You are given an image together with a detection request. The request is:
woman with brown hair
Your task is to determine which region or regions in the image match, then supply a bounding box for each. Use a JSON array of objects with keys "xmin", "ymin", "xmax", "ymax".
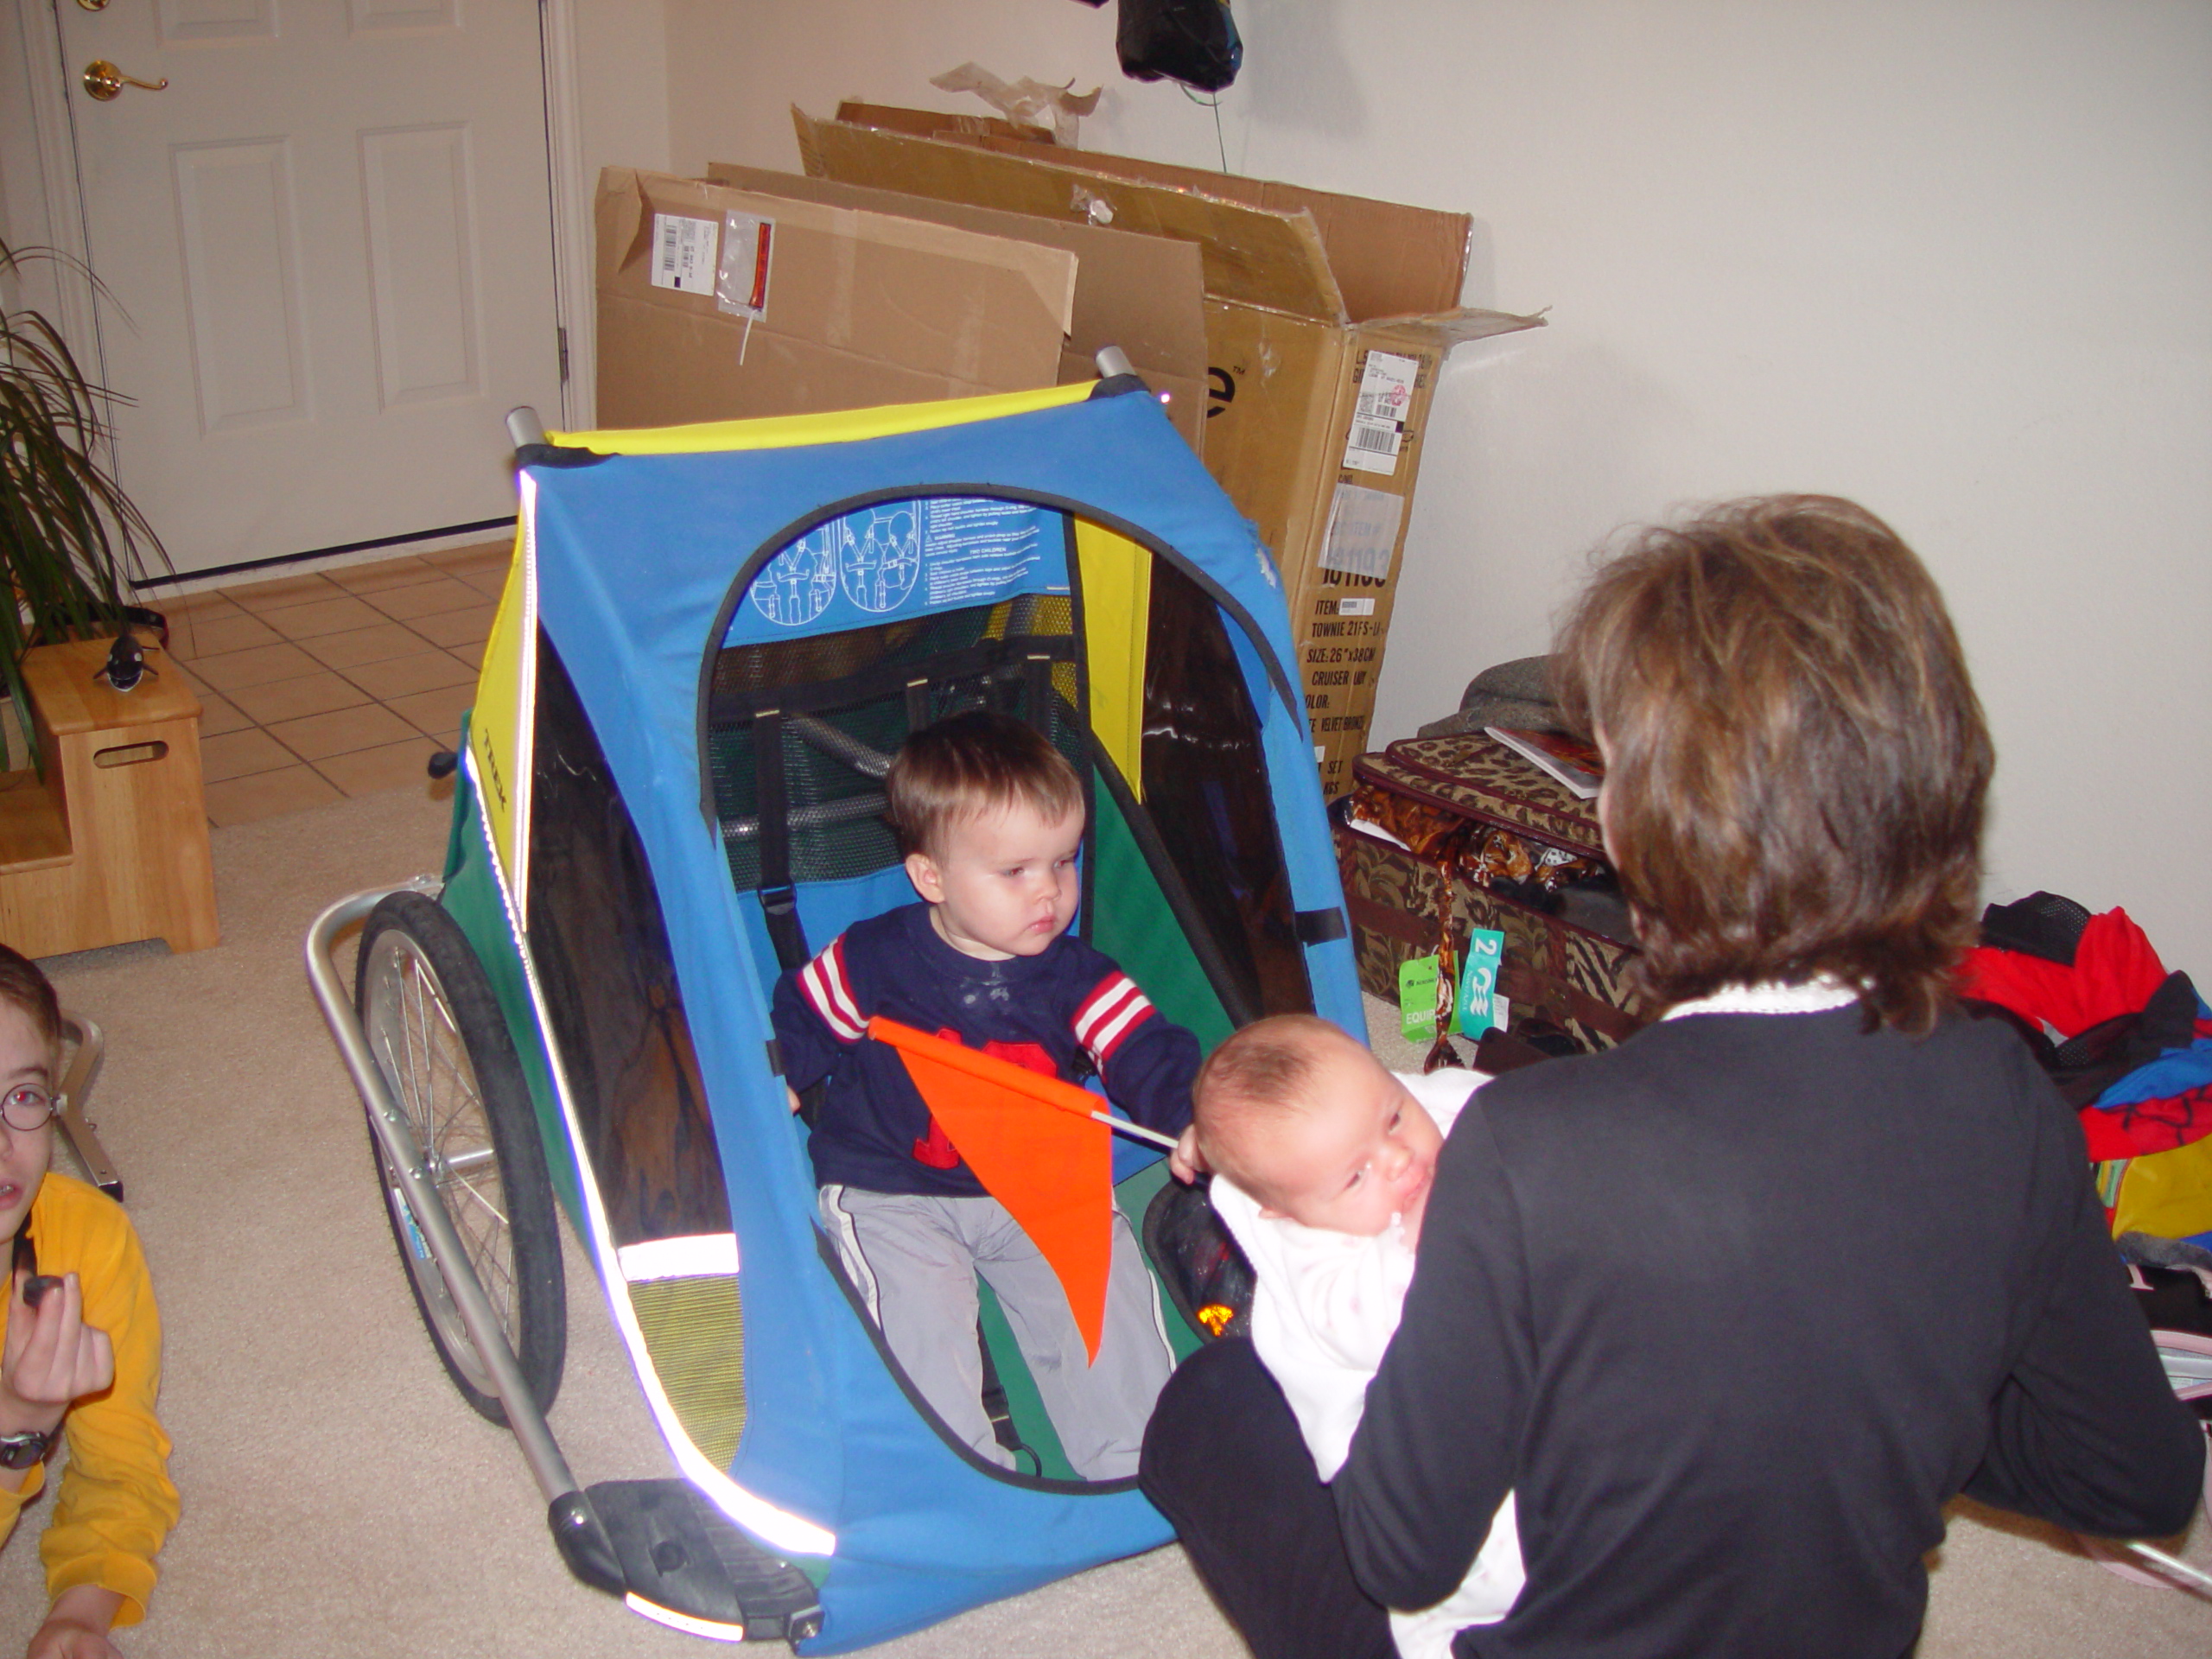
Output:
[{"xmin": 1141, "ymin": 496, "xmax": 2201, "ymax": 1659}]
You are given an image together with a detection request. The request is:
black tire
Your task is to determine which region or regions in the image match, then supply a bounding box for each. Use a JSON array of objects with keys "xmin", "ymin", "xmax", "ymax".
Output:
[{"xmin": 355, "ymin": 890, "xmax": 565, "ymax": 1423}]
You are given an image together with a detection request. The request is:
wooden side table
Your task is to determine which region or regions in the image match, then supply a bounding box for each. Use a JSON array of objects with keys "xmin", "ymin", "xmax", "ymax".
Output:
[{"xmin": 0, "ymin": 638, "xmax": 219, "ymax": 957}]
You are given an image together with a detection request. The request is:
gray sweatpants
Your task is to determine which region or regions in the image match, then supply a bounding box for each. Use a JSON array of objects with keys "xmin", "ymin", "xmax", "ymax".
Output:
[{"xmin": 818, "ymin": 1185, "xmax": 1175, "ymax": 1480}]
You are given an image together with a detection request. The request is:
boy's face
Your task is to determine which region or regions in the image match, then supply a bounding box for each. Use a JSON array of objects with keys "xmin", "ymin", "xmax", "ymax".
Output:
[
  {"xmin": 1237, "ymin": 1033, "xmax": 1445, "ymax": 1243},
  {"xmin": 906, "ymin": 800, "xmax": 1084, "ymax": 962},
  {"xmin": 0, "ymin": 1001, "xmax": 54, "ymax": 1243}
]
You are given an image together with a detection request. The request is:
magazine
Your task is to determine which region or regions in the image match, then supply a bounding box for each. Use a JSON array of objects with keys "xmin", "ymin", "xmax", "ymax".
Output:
[{"xmin": 1484, "ymin": 727, "xmax": 1603, "ymax": 800}]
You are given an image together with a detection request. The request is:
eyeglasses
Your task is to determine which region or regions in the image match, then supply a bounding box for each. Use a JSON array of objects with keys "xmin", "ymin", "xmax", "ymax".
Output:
[{"xmin": 0, "ymin": 1087, "xmax": 58, "ymax": 1134}]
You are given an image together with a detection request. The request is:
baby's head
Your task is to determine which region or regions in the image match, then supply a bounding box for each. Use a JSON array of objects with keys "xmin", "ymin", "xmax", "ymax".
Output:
[
  {"xmin": 887, "ymin": 709, "xmax": 1085, "ymax": 962},
  {"xmin": 1195, "ymin": 1015, "xmax": 1444, "ymax": 1244}
]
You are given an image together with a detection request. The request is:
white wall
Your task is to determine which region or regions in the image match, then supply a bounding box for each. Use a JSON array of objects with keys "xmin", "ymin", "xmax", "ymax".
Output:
[
  {"xmin": 670, "ymin": 0, "xmax": 2212, "ymax": 967},
  {"xmin": 574, "ymin": 0, "xmax": 671, "ymax": 185}
]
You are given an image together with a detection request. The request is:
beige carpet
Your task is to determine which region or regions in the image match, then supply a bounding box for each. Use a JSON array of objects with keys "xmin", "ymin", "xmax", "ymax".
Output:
[{"xmin": 0, "ymin": 784, "xmax": 2200, "ymax": 1656}]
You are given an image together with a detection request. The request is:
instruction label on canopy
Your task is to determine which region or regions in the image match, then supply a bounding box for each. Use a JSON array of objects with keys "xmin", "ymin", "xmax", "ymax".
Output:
[{"xmin": 735, "ymin": 496, "xmax": 1064, "ymax": 643}]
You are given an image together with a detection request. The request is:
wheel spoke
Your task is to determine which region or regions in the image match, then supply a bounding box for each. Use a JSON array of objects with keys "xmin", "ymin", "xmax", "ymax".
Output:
[{"xmin": 358, "ymin": 899, "xmax": 562, "ymax": 1420}]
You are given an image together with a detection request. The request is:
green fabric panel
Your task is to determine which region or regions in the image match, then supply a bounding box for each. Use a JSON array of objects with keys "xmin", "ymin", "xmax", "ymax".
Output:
[
  {"xmin": 976, "ymin": 1277, "xmax": 1077, "ymax": 1481},
  {"xmin": 1088, "ymin": 792, "xmax": 1234, "ymax": 1055},
  {"xmin": 1118, "ymin": 1160, "xmax": 1205, "ymax": 1362},
  {"xmin": 439, "ymin": 784, "xmax": 585, "ymax": 1229}
]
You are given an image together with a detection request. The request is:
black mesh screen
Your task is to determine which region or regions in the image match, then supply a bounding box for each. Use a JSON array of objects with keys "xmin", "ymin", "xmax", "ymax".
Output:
[
  {"xmin": 706, "ymin": 594, "xmax": 1084, "ymax": 897},
  {"xmin": 525, "ymin": 635, "xmax": 731, "ymax": 1247},
  {"xmin": 1140, "ymin": 562, "xmax": 1313, "ymax": 1017}
]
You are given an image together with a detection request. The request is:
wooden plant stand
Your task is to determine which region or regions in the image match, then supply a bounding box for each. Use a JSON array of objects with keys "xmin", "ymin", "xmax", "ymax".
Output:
[{"xmin": 0, "ymin": 638, "xmax": 219, "ymax": 957}]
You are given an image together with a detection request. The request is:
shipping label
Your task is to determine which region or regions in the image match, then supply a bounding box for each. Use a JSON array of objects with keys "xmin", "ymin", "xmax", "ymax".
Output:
[
  {"xmin": 1343, "ymin": 349, "xmax": 1421, "ymax": 475},
  {"xmin": 650, "ymin": 213, "xmax": 720, "ymax": 293},
  {"xmin": 1320, "ymin": 482, "xmax": 1406, "ymax": 580}
]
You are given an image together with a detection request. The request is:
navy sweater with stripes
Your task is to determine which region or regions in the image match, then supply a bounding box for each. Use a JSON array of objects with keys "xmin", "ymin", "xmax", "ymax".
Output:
[{"xmin": 773, "ymin": 901, "xmax": 1200, "ymax": 1197}]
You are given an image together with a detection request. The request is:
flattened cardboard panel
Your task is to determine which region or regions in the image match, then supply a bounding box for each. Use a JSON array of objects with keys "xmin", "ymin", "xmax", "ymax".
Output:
[
  {"xmin": 835, "ymin": 100, "xmax": 1056, "ymax": 144},
  {"xmin": 963, "ymin": 134, "xmax": 1472, "ymax": 323},
  {"xmin": 797, "ymin": 111, "xmax": 1344, "ymax": 322},
  {"xmin": 594, "ymin": 169, "xmax": 1071, "ymax": 429},
  {"xmin": 705, "ymin": 162, "xmax": 1208, "ymax": 448}
]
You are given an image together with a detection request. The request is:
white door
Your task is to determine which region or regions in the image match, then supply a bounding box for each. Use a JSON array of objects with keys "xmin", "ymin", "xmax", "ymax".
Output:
[{"xmin": 54, "ymin": 0, "xmax": 563, "ymax": 579}]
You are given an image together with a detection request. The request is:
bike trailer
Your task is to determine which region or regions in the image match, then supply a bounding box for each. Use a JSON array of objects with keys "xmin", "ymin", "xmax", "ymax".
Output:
[{"xmin": 308, "ymin": 370, "xmax": 1362, "ymax": 1649}]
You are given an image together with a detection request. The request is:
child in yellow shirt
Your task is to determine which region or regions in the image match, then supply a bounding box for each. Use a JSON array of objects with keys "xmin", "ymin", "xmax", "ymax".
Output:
[{"xmin": 0, "ymin": 945, "xmax": 176, "ymax": 1658}]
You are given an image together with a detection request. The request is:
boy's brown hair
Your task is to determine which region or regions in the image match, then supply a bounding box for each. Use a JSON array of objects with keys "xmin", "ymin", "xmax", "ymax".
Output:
[
  {"xmin": 886, "ymin": 709, "xmax": 1084, "ymax": 861},
  {"xmin": 0, "ymin": 944, "xmax": 61, "ymax": 1057},
  {"xmin": 1551, "ymin": 495, "xmax": 1991, "ymax": 1035}
]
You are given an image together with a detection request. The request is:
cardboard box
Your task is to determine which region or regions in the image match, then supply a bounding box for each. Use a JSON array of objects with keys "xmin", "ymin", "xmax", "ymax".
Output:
[
  {"xmin": 702, "ymin": 162, "xmax": 1208, "ymax": 449},
  {"xmin": 794, "ymin": 112, "xmax": 1544, "ymax": 795},
  {"xmin": 833, "ymin": 99, "xmax": 1057, "ymax": 145},
  {"xmin": 594, "ymin": 168, "xmax": 1077, "ymax": 429}
]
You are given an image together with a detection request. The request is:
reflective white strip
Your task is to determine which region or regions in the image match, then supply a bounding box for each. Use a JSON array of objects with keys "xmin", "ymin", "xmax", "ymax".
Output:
[
  {"xmin": 509, "ymin": 473, "xmax": 540, "ymax": 929},
  {"xmin": 623, "ymin": 1594, "xmax": 747, "ymax": 1642},
  {"xmin": 467, "ymin": 789, "xmax": 836, "ymax": 1558},
  {"xmin": 801, "ymin": 941, "xmax": 866, "ymax": 1041},
  {"xmin": 618, "ymin": 1233, "xmax": 741, "ymax": 1281}
]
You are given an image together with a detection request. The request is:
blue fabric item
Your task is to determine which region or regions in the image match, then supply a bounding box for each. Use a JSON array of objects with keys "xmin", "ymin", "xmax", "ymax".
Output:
[
  {"xmin": 2092, "ymin": 995, "xmax": 2212, "ymax": 1111},
  {"xmin": 520, "ymin": 388, "xmax": 1363, "ymax": 1651}
]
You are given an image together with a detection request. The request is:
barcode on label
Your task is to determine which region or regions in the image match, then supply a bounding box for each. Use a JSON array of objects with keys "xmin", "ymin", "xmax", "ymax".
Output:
[
  {"xmin": 649, "ymin": 214, "xmax": 719, "ymax": 293},
  {"xmin": 1342, "ymin": 350, "xmax": 1421, "ymax": 476}
]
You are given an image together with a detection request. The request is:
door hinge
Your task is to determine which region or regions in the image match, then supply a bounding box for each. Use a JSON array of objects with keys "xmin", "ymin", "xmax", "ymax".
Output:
[{"xmin": 556, "ymin": 325, "xmax": 569, "ymax": 384}]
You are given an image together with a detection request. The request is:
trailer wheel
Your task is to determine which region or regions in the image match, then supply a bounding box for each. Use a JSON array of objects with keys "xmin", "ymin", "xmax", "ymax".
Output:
[{"xmin": 356, "ymin": 891, "xmax": 565, "ymax": 1424}]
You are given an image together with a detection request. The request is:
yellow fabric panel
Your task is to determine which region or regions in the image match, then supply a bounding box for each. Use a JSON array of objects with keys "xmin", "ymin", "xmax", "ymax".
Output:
[
  {"xmin": 2109, "ymin": 1135, "xmax": 2212, "ymax": 1241},
  {"xmin": 467, "ymin": 521, "xmax": 531, "ymax": 900},
  {"xmin": 552, "ymin": 381, "xmax": 1091, "ymax": 457},
  {"xmin": 629, "ymin": 1274, "xmax": 748, "ymax": 1471},
  {"xmin": 1074, "ymin": 519, "xmax": 1150, "ymax": 798}
]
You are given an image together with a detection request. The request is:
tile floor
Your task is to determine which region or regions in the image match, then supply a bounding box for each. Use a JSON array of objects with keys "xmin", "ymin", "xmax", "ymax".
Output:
[{"xmin": 156, "ymin": 540, "xmax": 507, "ymax": 827}]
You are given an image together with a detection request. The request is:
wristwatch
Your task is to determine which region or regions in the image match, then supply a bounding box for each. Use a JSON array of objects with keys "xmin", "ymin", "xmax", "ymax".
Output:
[{"xmin": 0, "ymin": 1428, "xmax": 51, "ymax": 1470}]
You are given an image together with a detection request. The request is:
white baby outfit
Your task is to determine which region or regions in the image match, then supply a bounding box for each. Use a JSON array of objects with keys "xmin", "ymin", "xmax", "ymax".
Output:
[{"xmin": 1210, "ymin": 1067, "xmax": 1524, "ymax": 1658}]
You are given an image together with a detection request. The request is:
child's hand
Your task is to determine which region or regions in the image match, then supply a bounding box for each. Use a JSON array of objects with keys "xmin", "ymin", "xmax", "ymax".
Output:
[
  {"xmin": 1167, "ymin": 1124, "xmax": 1207, "ymax": 1185},
  {"xmin": 787, "ymin": 1085, "xmax": 804, "ymax": 1115},
  {"xmin": 2, "ymin": 1271, "xmax": 114, "ymax": 1432},
  {"xmin": 26, "ymin": 1586, "xmax": 124, "ymax": 1659}
]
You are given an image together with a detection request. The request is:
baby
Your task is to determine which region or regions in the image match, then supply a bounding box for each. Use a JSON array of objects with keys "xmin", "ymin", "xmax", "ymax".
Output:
[{"xmin": 1181, "ymin": 1014, "xmax": 1522, "ymax": 1657}]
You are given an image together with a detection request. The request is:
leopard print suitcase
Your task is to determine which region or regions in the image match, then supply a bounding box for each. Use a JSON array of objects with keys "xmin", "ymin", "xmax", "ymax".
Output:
[{"xmin": 1336, "ymin": 733, "xmax": 1643, "ymax": 1052}]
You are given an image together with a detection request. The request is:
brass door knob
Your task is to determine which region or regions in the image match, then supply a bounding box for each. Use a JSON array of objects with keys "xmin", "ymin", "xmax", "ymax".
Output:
[{"xmin": 82, "ymin": 61, "xmax": 168, "ymax": 102}]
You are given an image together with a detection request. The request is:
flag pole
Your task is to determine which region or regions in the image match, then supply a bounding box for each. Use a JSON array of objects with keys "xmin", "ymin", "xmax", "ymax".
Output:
[{"xmin": 868, "ymin": 1016, "xmax": 1182, "ymax": 1152}]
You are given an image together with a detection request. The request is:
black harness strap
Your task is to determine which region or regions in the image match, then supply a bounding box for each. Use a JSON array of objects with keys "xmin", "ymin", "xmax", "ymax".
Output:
[{"xmin": 752, "ymin": 709, "xmax": 810, "ymax": 972}]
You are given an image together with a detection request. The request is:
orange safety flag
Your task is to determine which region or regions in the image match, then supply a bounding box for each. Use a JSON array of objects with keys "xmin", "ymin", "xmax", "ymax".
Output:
[{"xmin": 868, "ymin": 1016, "xmax": 1114, "ymax": 1362}]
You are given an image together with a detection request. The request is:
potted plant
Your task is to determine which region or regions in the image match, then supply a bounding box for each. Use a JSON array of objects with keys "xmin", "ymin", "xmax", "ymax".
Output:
[{"xmin": 0, "ymin": 238, "xmax": 169, "ymax": 766}]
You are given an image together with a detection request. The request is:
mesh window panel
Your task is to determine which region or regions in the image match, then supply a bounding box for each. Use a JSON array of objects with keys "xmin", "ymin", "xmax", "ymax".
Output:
[
  {"xmin": 526, "ymin": 636, "xmax": 731, "ymax": 1248},
  {"xmin": 1140, "ymin": 560, "xmax": 1313, "ymax": 1018},
  {"xmin": 707, "ymin": 595, "xmax": 1084, "ymax": 897}
]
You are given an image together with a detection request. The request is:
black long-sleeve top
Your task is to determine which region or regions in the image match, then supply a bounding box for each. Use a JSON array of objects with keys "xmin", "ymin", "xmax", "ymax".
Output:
[{"xmin": 1336, "ymin": 1007, "xmax": 2203, "ymax": 1659}]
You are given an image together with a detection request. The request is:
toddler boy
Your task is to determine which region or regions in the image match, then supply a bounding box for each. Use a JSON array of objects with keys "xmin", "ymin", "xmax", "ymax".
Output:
[
  {"xmin": 772, "ymin": 710, "xmax": 1197, "ymax": 1479},
  {"xmin": 1185, "ymin": 1014, "xmax": 1522, "ymax": 1656}
]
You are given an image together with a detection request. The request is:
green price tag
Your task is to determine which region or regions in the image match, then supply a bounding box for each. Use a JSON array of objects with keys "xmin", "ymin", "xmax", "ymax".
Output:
[{"xmin": 1398, "ymin": 954, "xmax": 1440, "ymax": 1043}]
